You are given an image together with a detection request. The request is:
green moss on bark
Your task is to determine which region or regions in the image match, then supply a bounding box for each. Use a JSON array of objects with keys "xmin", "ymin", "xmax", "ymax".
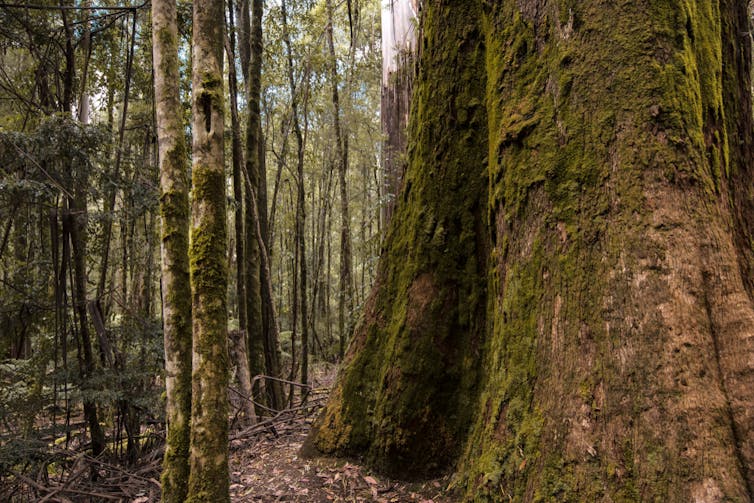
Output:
[
  {"xmin": 153, "ymin": 0, "xmax": 193, "ymax": 497},
  {"xmin": 187, "ymin": 157, "xmax": 230, "ymax": 502},
  {"xmin": 186, "ymin": 0, "xmax": 229, "ymax": 497},
  {"xmin": 308, "ymin": 1, "xmax": 754, "ymax": 501},
  {"xmin": 460, "ymin": 1, "xmax": 753, "ymax": 500},
  {"xmin": 308, "ymin": 0, "xmax": 488, "ymax": 477},
  {"xmin": 159, "ymin": 157, "xmax": 193, "ymax": 502}
]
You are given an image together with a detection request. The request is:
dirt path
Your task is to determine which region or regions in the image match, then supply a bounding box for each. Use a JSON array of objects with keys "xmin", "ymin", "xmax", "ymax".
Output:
[{"xmin": 229, "ymin": 424, "xmax": 456, "ymax": 502}]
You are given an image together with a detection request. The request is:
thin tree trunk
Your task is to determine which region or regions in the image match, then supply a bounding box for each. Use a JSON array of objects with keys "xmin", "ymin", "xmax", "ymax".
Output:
[
  {"xmin": 297, "ymin": 157, "xmax": 309, "ymax": 393},
  {"xmin": 229, "ymin": 329, "xmax": 257, "ymax": 424},
  {"xmin": 311, "ymin": 159, "xmax": 333, "ymax": 359},
  {"xmin": 243, "ymin": 26, "xmax": 265, "ymax": 405},
  {"xmin": 325, "ymin": 0, "xmax": 354, "ymax": 360},
  {"xmin": 258, "ymin": 136, "xmax": 284, "ymax": 410},
  {"xmin": 98, "ymin": 12, "xmax": 137, "ymax": 305},
  {"xmin": 280, "ymin": 0, "xmax": 308, "ymax": 402},
  {"xmin": 325, "ymin": 193, "xmax": 333, "ymax": 351},
  {"xmin": 298, "ymin": 87, "xmax": 311, "ymax": 394},
  {"xmin": 236, "ymin": 0, "xmax": 250, "ymax": 84},
  {"xmin": 247, "ymin": 183, "xmax": 285, "ymax": 407},
  {"xmin": 242, "ymin": 0, "xmax": 284, "ymax": 410},
  {"xmin": 226, "ymin": 0, "xmax": 256, "ymax": 425},
  {"xmin": 152, "ymin": 0, "xmax": 193, "ymax": 496},
  {"xmin": 68, "ymin": 202, "xmax": 107, "ymax": 457},
  {"xmin": 290, "ymin": 185, "xmax": 299, "ymax": 404},
  {"xmin": 77, "ymin": 0, "xmax": 91, "ymax": 124},
  {"xmin": 186, "ymin": 0, "xmax": 229, "ymax": 493},
  {"xmin": 60, "ymin": 2, "xmax": 105, "ymax": 458}
]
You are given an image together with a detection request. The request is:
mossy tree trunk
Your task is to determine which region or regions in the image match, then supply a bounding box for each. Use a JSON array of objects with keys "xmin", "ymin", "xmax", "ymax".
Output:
[
  {"xmin": 186, "ymin": 0, "xmax": 229, "ymax": 498},
  {"xmin": 307, "ymin": 1, "xmax": 754, "ymax": 500},
  {"xmin": 152, "ymin": 0, "xmax": 193, "ymax": 498},
  {"xmin": 307, "ymin": 0, "xmax": 488, "ymax": 475}
]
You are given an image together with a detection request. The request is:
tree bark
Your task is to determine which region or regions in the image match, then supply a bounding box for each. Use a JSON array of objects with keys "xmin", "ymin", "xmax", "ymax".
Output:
[
  {"xmin": 297, "ymin": 76, "xmax": 310, "ymax": 395},
  {"xmin": 152, "ymin": 0, "xmax": 193, "ymax": 498},
  {"xmin": 311, "ymin": 160, "xmax": 334, "ymax": 359},
  {"xmin": 297, "ymin": 145, "xmax": 309, "ymax": 392},
  {"xmin": 229, "ymin": 329, "xmax": 257, "ymax": 424},
  {"xmin": 186, "ymin": 0, "xmax": 229, "ymax": 497},
  {"xmin": 307, "ymin": 1, "xmax": 754, "ymax": 500},
  {"xmin": 379, "ymin": 0, "xmax": 416, "ymax": 226}
]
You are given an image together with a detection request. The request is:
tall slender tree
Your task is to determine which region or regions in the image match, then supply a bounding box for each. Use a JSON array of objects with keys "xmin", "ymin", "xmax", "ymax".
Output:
[
  {"xmin": 242, "ymin": 0, "xmax": 284, "ymax": 410},
  {"xmin": 152, "ymin": 0, "xmax": 193, "ymax": 497},
  {"xmin": 243, "ymin": 0, "xmax": 266, "ymax": 403},
  {"xmin": 280, "ymin": 0, "xmax": 309, "ymax": 399},
  {"xmin": 58, "ymin": 0, "xmax": 106, "ymax": 457},
  {"xmin": 226, "ymin": 0, "xmax": 257, "ymax": 426},
  {"xmin": 186, "ymin": 0, "xmax": 230, "ymax": 497},
  {"xmin": 308, "ymin": 1, "xmax": 754, "ymax": 500},
  {"xmin": 325, "ymin": 0, "xmax": 355, "ymax": 360}
]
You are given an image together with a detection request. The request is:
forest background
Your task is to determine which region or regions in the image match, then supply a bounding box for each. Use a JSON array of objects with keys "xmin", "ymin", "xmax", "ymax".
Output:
[{"xmin": 0, "ymin": 0, "xmax": 399, "ymax": 496}]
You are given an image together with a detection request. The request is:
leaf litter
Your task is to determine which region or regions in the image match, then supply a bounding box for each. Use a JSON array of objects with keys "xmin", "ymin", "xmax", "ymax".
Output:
[{"xmin": 229, "ymin": 414, "xmax": 455, "ymax": 502}]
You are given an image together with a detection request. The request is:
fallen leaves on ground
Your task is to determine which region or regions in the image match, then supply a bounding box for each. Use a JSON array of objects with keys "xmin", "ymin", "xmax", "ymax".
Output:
[{"xmin": 229, "ymin": 425, "xmax": 455, "ymax": 502}]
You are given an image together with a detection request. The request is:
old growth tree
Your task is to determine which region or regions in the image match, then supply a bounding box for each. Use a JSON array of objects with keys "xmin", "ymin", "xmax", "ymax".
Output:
[{"xmin": 308, "ymin": 1, "xmax": 754, "ymax": 500}]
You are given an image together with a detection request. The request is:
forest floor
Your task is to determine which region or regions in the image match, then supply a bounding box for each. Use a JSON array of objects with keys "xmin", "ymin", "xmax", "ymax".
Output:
[
  {"xmin": 228, "ymin": 412, "xmax": 455, "ymax": 503},
  {"xmin": 226, "ymin": 365, "xmax": 456, "ymax": 502},
  {"xmin": 2, "ymin": 365, "xmax": 456, "ymax": 502}
]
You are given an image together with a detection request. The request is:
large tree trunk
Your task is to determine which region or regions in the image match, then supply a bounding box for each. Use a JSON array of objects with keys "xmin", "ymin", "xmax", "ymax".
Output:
[
  {"xmin": 186, "ymin": 0, "xmax": 229, "ymax": 497},
  {"xmin": 306, "ymin": 1, "xmax": 754, "ymax": 500},
  {"xmin": 152, "ymin": 0, "xmax": 193, "ymax": 498},
  {"xmin": 306, "ymin": 0, "xmax": 488, "ymax": 475}
]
